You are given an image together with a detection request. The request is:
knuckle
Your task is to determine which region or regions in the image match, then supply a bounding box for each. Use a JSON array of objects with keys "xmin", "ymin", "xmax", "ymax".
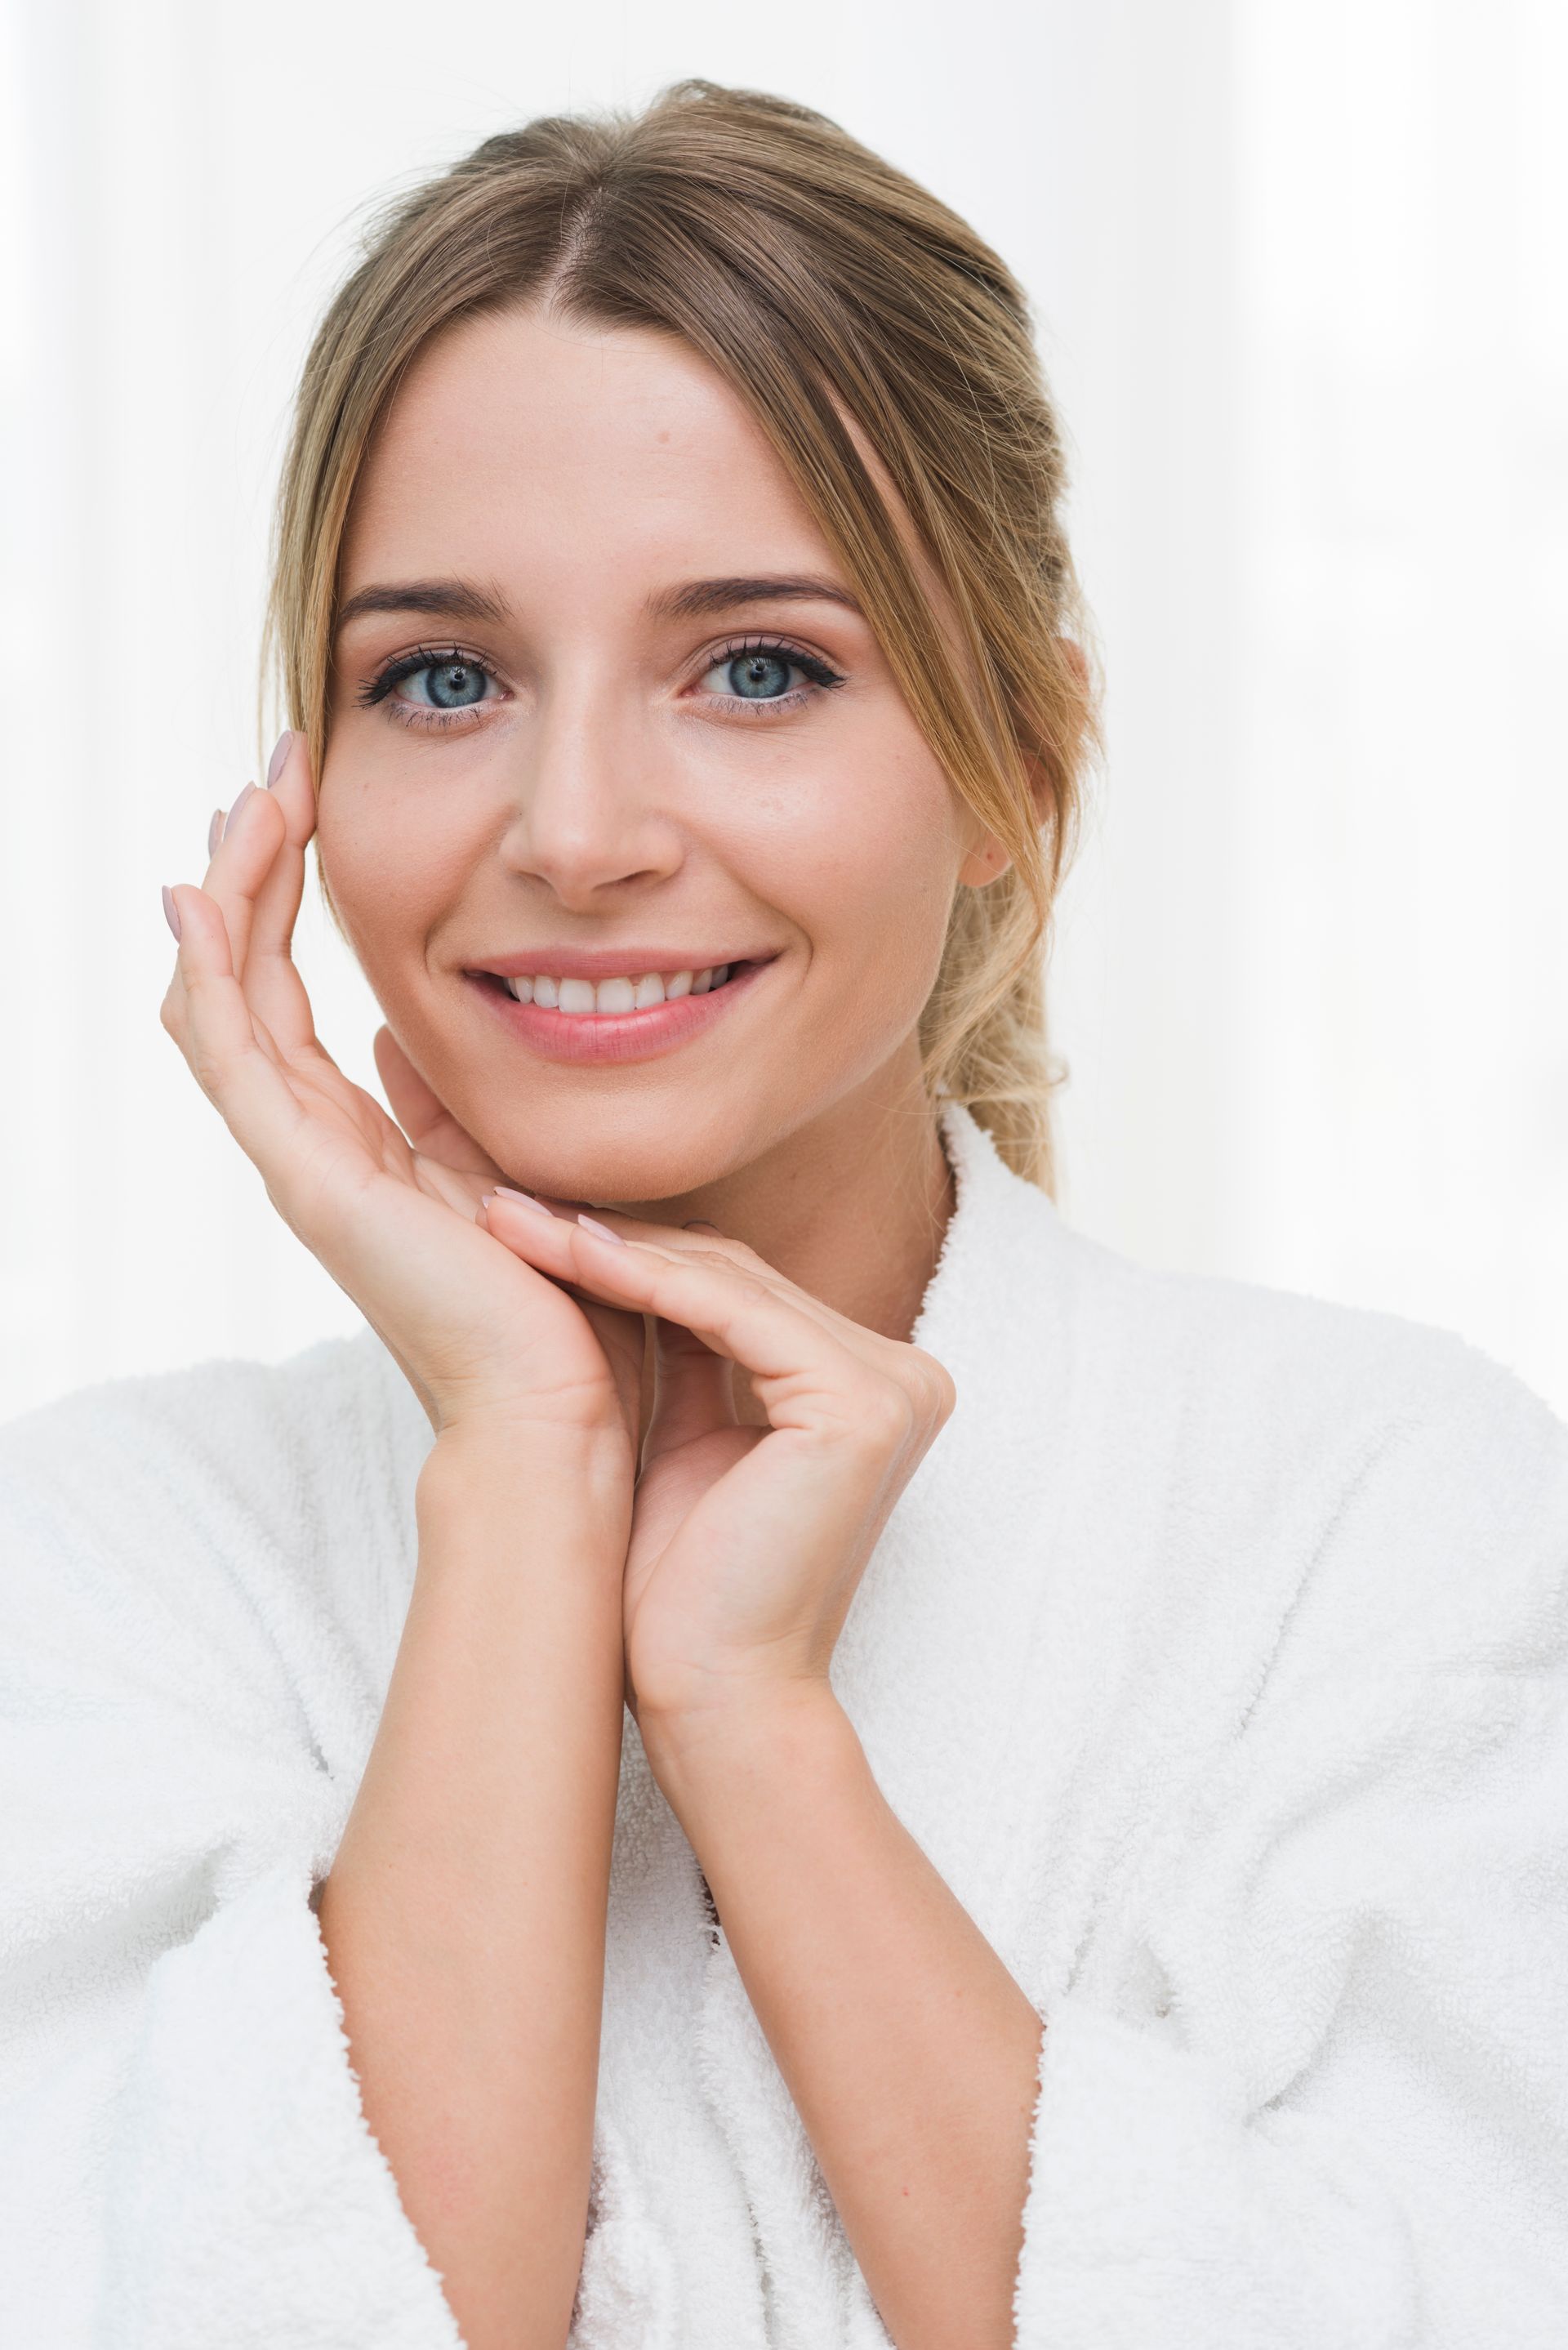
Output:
[
  {"xmin": 188, "ymin": 1051, "xmax": 223, "ymax": 1098},
  {"xmin": 911, "ymin": 1349, "xmax": 959, "ymax": 1425},
  {"xmin": 719, "ymin": 1268, "xmax": 773, "ymax": 1311},
  {"xmin": 715, "ymin": 1233, "xmax": 761, "ymax": 1265},
  {"xmin": 692, "ymin": 1235, "xmax": 756, "ymax": 1277},
  {"xmin": 855, "ymin": 1382, "xmax": 916, "ymax": 1451},
  {"xmin": 848, "ymin": 1351, "xmax": 955, "ymax": 1460}
]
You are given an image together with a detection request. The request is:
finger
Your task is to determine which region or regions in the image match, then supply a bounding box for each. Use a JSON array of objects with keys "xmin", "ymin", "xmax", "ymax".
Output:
[
  {"xmin": 564, "ymin": 1213, "xmax": 955, "ymax": 1439},
  {"xmin": 483, "ymin": 1194, "xmax": 875, "ymax": 1414},
  {"xmin": 221, "ymin": 734, "xmax": 319, "ymax": 1053},
  {"xmin": 260, "ymin": 727, "xmax": 315, "ymax": 849},
  {"xmin": 470, "ymin": 1197, "xmax": 648, "ymax": 1436},
  {"xmin": 567, "ymin": 1206, "xmax": 895, "ymax": 1375},
  {"xmin": 196, "ymin": 780, "xmax": 321, "ymax": 1065},
  {"xmin": 488, "ymin": 1193, "xmax": 887, "ymax": 1385},
  {"xmin": 375, "ymin": 1027, "xmax": 503, "ymax": 1179},
  {"xmin": 162, "ymin": 881, "xmax": 313, "ymax": 1167},
  {"xmin": 198, "ymin": 778, "xmax": 280, "ymax": 981},
  {"xmin": 244, "ymin": 732, "xmax": 318, "ymax": 1034},
  {"xmin": 478, "ymin": 1202, "xmax": 653, "ymax": 1343}
]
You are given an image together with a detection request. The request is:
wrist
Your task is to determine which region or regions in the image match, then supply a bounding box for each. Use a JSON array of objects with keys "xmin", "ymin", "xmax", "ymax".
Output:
[
  {"xmin": 422, "ymin": 1408, "xmax": 630, "ymax": 1482},
  {"xmin": 416, "ymin": 1417, "xmax": 633, "ymax": 1550},
  {"xmin": 638, "ymin": 1676, "xmax": 853, "ymax": 1799}
]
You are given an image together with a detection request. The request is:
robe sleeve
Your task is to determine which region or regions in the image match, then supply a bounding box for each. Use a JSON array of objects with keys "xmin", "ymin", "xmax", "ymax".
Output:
[
  {"xmin": 1011, "ymin": 1340, "xmax": 1568, "ymax": 2350},
  {"xmin": 0, "ymin": 1370, "xmax": 466, "ymax": 2350}
]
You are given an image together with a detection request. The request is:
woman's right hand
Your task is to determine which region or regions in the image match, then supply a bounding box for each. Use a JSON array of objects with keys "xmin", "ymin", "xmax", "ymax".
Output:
[{"xmin": 159, "ymin": 734, "xmax": 641, "ymax": 1456}]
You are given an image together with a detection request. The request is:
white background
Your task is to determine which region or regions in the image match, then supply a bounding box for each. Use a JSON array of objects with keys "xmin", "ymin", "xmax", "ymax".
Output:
[{"xmin": 2, "ymin": 0, "xmax": 1565, "ymax": 1423}]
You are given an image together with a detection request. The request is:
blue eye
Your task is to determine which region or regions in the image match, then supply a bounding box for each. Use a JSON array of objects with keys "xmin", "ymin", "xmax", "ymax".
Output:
[
  {"xmin": 699, "ymin": 640, "xmax": 844, "ymax": 707},
  {"xmin": 404, "ymin": 658, "xmax": 490, "ymax": 709},
  {"xmin": 724, "ymin": 652, "xmax": 794, "ymax": 699},
  {"xmin": 358, "ymin": 645, "xmax": 501, "ymax": 723}
]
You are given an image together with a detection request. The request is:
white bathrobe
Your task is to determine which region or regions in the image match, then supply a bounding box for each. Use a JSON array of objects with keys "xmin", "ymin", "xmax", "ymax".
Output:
[{"xmin": 2, "ymin": 1104, "xmax": 1566, "ymax": 2348}]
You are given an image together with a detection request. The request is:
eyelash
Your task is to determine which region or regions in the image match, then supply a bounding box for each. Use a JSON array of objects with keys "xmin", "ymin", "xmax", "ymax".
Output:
[
  {"xmin": 356, "ymin": 645, "xmax": 500, "ymax": 733},
  {"xmin": 355, "ymin": 634, "xmax": 847, "ymax": 732},
  {"xmin": 697, "ymin": 634, "xmax": 847, "ymax": 718}
]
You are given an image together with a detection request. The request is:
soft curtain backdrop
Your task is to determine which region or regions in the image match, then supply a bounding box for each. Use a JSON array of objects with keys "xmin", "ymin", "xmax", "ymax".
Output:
[{"xmin": 2, "ymin": 0, "xmax": 1564, "ymax": 1422}]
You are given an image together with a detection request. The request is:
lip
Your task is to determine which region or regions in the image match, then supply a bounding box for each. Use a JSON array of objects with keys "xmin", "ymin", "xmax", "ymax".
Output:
[{"xmin": 465, "ymin": 956, "xmax": 777, "ymax": 1066}]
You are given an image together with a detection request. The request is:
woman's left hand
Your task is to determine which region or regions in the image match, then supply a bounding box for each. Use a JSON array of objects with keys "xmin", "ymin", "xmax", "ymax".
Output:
[{"xmin": 479, "ymin": 1197, "xmax": 956, "ymax": 1741}]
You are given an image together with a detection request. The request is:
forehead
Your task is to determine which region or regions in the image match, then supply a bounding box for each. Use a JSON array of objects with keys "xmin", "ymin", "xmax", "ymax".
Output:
[{"xmin": 341, "ymin": 305, "xmax": 837, "ymax": 595}]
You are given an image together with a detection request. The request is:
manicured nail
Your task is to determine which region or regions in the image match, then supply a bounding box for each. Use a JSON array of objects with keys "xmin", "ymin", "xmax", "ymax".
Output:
[
  {"xmin": 207, "ymin": 807, "xmax": 224, "ymax": 858},
  {"xmin": 577, "ymin": 1212, "xmax": 626, "ymax": 1246},
  {"xmin": 266, "ymin": 730, "xmax": 294, "ymax": 787},
  {"xmin": 492, "ymin": 1186, "xmax": 554, "ymax": 1217},
  {"xmin": 161, "ymin": 885, "xmax": 182, "ymax": 942},
  {"xmin": 223, "ymin": 782, "xmax": 256, "ymax": 839}
]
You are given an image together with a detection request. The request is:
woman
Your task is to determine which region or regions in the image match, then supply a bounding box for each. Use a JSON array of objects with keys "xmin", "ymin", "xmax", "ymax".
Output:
[{"xmin": 4, "ymin": 78, "xmax": 1566, "ymax": 2350}]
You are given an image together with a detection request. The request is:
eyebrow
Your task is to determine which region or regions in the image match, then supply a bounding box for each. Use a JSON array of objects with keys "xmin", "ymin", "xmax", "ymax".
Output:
[
  {"xmin": 650, "ymin": 574, "xmax": 862, "ymax": 621},
  {"xmin": 334, "ymin": 579, "xmax": 510, "ymax": 635},
  {"xmin": 332, "ymin": 571, "xmax": 862, "ymax": 638}
]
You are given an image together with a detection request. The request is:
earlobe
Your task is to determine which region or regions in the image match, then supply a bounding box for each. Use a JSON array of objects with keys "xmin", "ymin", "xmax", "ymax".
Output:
[{"xmin": 959, "ymin": 836, "xmax": 1013, "ymax": 887}]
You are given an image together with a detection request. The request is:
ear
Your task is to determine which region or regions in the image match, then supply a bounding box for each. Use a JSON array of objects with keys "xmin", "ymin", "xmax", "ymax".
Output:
[
  {"xmin": 958, "ymin": 832, "xmax": 1013, "ymax": 887},
  {"xmin": 1059, "ymin": 638, "xmax": 1089, "ymax": 693},
  {"xmin": 958, "ymin": 747, "xmax": 1056, "ymax": 889},
  {"xmin": 960, "ymin": 640, "xmax": 1085, "ymax": 889}
]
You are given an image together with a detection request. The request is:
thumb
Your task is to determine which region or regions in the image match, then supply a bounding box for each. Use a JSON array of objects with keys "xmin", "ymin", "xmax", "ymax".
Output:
[{"xmin": 373, "ymin": 1027, "xmax": 501, "ymax": 1178}]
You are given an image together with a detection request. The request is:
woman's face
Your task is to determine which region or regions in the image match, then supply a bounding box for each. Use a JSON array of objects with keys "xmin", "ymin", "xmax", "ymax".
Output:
[{"xmin": 322, "ymin": 305, "xmax": 995, "ymax": 1202}]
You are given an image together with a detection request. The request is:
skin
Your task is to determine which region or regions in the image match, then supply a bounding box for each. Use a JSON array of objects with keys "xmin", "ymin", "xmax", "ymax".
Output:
[{"xmin": 161, "ymin": 305, "xmax": 1048, "ymax": 2350}]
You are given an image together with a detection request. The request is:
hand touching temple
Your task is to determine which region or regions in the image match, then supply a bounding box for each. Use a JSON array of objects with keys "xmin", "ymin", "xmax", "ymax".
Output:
[{"xmin": 6, "ymin": 81, "xmax": 1566, "ymax": 2350}]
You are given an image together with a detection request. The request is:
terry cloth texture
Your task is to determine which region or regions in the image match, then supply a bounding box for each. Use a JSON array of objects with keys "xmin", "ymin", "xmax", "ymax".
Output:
[{"xmin": 2, "ymin": 1104, "xmax": 1566, "ymax": 2346}]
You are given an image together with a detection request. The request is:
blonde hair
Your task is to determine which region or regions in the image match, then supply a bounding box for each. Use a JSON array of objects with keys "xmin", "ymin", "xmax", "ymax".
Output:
[{"xmin": 266, "ymin": 80, "xmax": 1100, "ymax": 1189}]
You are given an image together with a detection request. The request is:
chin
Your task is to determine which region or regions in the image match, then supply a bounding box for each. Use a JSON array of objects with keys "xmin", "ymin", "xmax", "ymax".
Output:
[{"xmin": 479, "ymin": 1097, "xmax": 780, "ymax": 1209}]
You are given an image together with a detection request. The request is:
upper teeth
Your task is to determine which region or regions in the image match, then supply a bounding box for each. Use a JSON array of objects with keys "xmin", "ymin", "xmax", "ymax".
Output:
[{"xmin": 507, "ymin": 966, "xmax": 731, "ymax": 1014}]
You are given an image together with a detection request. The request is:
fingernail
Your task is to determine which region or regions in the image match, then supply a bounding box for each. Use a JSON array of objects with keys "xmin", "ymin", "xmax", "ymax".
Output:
[
  {"xmin": 577, "ymin": 1212, "xmax": 626, "ymax": 1246},
  {"xmin": 266, "ymin": 730, "xmax": 294, "ymax": 787},
  {"xmin": 223, "ymin": 782, "xmax": 256, "ymax": 840},
  {"xmin": 161, "ymin": 885, "xmax": 182, "ymax": 942},
  {"xmin": 493, "ymin": 1185, "xmax": 555, "ymax": 1217},
  {"xmin": 207, "ymin": 808, "xmax": 224, "ymax": 858}
]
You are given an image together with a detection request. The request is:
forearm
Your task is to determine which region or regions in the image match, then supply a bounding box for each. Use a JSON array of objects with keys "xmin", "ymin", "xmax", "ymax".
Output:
[
  {"xmin": 644, "ymin": 1691, "xmax": 1045, "ymax": 2350},
  {"xmin": 318, "ymin": 1429, "xmax": 630, "ymax": 2350}
]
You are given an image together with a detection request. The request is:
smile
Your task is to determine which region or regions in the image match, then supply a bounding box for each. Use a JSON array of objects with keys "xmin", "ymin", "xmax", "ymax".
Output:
[
  {"xmin": 505, "ymin": 964, "xmax": 733, "ymax": 1014},
  {"xmin": 466, "ymin": 956, "xmax": 771, "ymax": 1066}
]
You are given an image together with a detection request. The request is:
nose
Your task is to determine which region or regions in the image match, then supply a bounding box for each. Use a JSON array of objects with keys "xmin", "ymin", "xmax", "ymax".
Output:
[{"xmin": 497, "ymin": 684, "xmax": 684, "ymax": 909}]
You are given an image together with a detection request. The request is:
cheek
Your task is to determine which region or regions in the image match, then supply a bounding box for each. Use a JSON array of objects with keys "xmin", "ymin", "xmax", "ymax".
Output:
[
  {"xmin": 314, "ymin": 754, "xmax": 479, "ymax": 974},
  {"xmin": 727, "ymin": 729, "xmax": 962, "ymax": 1011}
]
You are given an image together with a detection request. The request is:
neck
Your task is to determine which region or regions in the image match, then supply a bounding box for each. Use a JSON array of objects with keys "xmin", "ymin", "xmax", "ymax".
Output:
[{"xmin": 625, "ymin": 1051, "xmax": 956, "ymax": 1345}]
